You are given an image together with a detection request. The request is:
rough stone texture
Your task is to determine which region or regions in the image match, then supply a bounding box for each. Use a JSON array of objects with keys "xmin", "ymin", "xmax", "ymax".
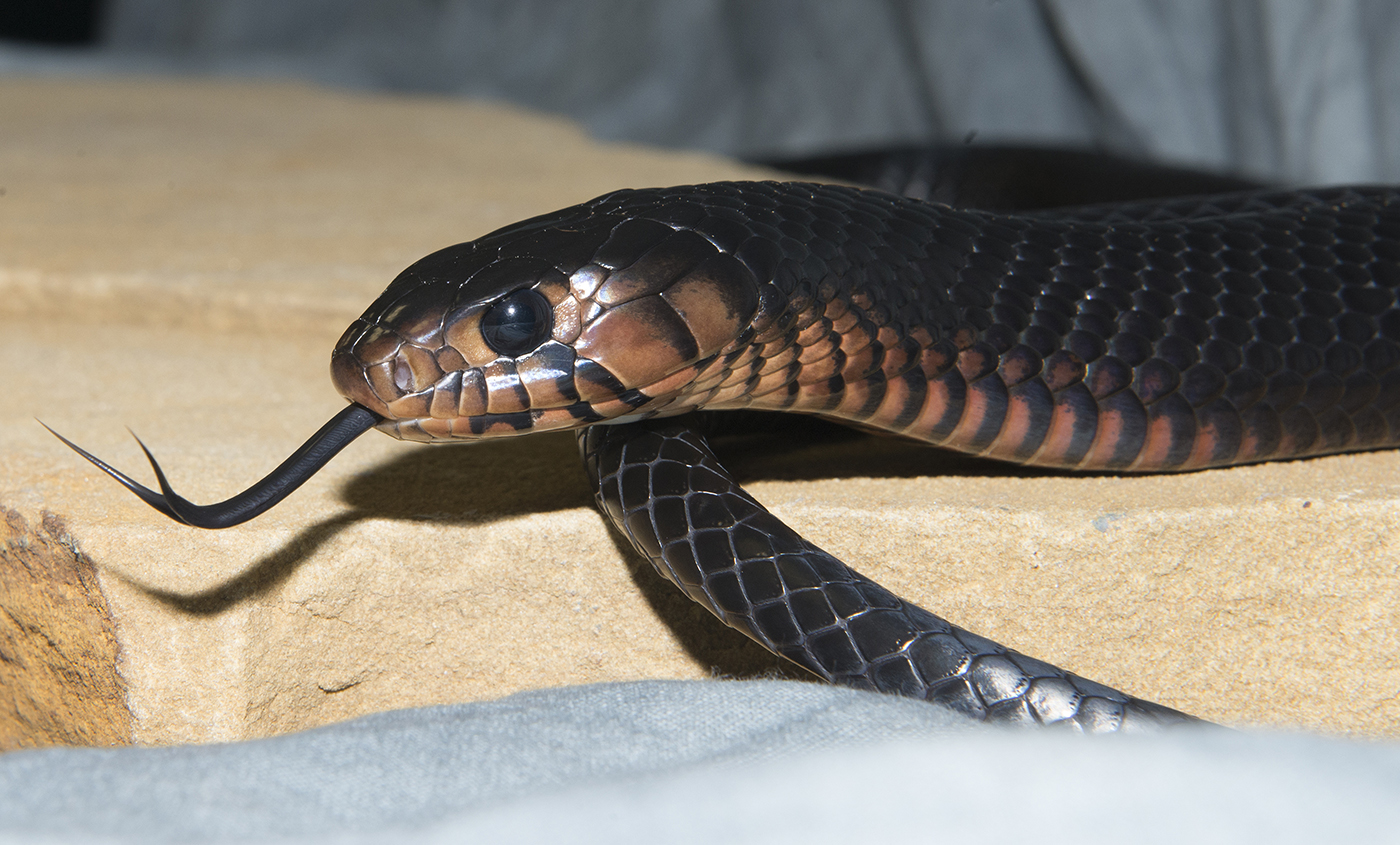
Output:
[
  {"xmin": 0, "ymin": 509, "xmax": 131, "ymax": 750},
  {"xmin": 0, "ymin": 76, "xmax": 1396, "ymax": 748}
]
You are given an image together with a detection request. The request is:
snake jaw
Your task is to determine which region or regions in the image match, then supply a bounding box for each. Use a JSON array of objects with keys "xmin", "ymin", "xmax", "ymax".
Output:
[{"xmin": 332, "ymin": 202, "xmax": 765, "ymax": 444}]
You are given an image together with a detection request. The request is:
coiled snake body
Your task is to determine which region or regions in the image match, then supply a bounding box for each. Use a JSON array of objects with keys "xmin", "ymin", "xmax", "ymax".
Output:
[{"xmin": 55, "ymin": 181, "xmax": 1400, "ymax": 733}]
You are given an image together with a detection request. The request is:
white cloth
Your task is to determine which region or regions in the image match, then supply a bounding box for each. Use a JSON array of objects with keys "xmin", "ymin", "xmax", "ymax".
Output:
[{"xmin": 1, "ymin": 680, "xmax": 1396, "ymax": 844}]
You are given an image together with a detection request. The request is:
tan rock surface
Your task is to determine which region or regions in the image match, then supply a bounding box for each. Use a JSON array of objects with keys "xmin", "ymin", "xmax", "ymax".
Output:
[{"xmin": 1, "ymin": 76, "xmax": 1396, "ymax": 749}]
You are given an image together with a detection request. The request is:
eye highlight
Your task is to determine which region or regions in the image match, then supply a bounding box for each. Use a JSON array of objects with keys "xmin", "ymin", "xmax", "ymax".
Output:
[{"xmin": 480, "ymin": 288, "xmax": 553, "ymax": 357}]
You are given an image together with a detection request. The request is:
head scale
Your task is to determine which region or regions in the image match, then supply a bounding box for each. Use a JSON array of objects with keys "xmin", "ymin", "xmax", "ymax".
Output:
[{"xmin": 332, "ymin": 192, "xmax": 761, "ymax": 442}]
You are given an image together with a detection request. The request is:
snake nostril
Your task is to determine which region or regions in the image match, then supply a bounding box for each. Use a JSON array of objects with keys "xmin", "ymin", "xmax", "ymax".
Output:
[{"xmin": 393, "ymin": 359, "xmax": 414, "ymax": 393}]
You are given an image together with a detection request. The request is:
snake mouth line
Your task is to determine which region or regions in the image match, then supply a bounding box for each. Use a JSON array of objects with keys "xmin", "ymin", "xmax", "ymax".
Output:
[
  {"xmin": 43, "ymin": 403, "xmax": 382, "ymax": 529},
  {"xmin": 374, "ymin": 401, "xmax": 626, "ymax": 442}
]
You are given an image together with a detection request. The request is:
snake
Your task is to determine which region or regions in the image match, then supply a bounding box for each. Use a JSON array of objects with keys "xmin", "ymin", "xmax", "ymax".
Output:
[{"xmin": 50, "ymin": 179, "xmax": 1400, "ymax": 733}]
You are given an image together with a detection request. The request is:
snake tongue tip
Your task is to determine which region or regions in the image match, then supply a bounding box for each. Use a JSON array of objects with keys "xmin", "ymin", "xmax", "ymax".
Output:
[{"xmin": 40, "ymin": 418, "xmax": 189, "ymax": 524}]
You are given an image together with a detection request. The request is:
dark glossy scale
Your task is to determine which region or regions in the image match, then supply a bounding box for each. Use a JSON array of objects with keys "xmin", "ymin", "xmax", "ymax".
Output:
[
  {"xmin": 544, "ymin": 182, "xmax": 1400, "ymax": 472},
  {"xmin": 58, "ymin": 177, "xmax": 1400, "ymax": 732},
  {"xmin": 581, "ymin": 418, "xmax": 1197, "ymax": 732},
  {"xmin": 318, "ymin": 181, "xmax": 1400, "ymax": 730}
]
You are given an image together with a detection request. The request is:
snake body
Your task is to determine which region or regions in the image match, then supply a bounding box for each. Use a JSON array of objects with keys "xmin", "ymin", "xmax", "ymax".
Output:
[
  {"xmin": 58, "ymin": 181, "xmax": 1400, "ymax": 732},
  {"xmin": 334, "ymin": 182, "xmax": 1400, "ymax": 471}
]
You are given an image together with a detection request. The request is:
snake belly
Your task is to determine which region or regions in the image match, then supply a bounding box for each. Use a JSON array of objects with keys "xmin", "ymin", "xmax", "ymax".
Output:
[{"xmin": 331, "ymin": 181, "xmax": 1400, "ymax": 731}]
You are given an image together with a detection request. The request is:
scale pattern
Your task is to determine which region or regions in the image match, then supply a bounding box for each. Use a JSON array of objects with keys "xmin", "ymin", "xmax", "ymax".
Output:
[
  {"xmin": 336, "ymin": 182, "xmax": 1400, "ymax": 472},
  {"xmin": 327, "ymin": 181, "xmax": 1400, "ymax": 732},
  {"xmin": 581, "ymin": 418, "xmax": 1196, "ymax": 732},
  {"xmin": 612, "ymin": 182, "xmax": 1400, "ymax": 471}
]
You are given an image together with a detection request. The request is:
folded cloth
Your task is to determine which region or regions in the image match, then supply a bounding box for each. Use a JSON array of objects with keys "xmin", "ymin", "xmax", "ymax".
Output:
[{"xmin": 0, "ymin": 679, "xmax": 1396, "ymax": 844}]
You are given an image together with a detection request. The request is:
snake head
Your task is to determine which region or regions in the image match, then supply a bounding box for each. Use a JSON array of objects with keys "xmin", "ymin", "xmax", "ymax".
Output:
[{"xmin": 332, "ymin": 192, "xmax": 762, "ymax": 442}]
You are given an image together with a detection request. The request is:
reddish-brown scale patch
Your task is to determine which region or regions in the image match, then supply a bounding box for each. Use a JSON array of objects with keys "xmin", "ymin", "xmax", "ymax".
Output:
[
  {"xmin": 866, "ymin": 375, "xmax": 919, "ymax": 430},
  {"xmin": 399, "ymin": 345, "xmax": 443, "ymax": 391},
  {"xmin": 517, "ymin": 355, "xmax": 576, "ymax": 409},
  {"xmin": 444, "ymin": 310, "xmax": 494, "ymax": 367},
  {"xmin": 535, "ymin": 272, "xmax": 571, "ymax": 304},
  {"xmin": 918, "ymin": 342, "xmax": 958, "ymax": 378},
  {"xmin": 436, "ymin": 346, "xmax": 466, "ymax": 371},
  {"xmin": 457, "ymin": 369, "xmax": 488, "ymax": 416},
  {"xmin": 386, "ymin": 390, "xmax": 432, "ymax": 421},
  {"xmin": 797, "ymin": 333, "xmax": 839, "ymax": 365},
  {"xmin": 1083, "ymin": 392, "xmax": 1148, "ymax": 469},
  {"xmin": 750, "ymin": 367, "xmax": 803, "ymax": 399},
  {"xmin": 1187, "ymin": 399, "xmax": 1245, "ymax": 468},
  {"xmin": 587, "ymin": 395, "xmax": 647, "ymax": 419},
  {"xmin": 356, "ymin": 327, "xmax": 403, "ymax": 365},
  {"xmin": 832, "ymin": 381, "xmax": 880, "ymax": 419},
  {"xmin": 707, "ymin": 383, "xmax": 757, "ymax": 406},
  {"xmin": 837, "ymin": 322, "xmax": 876, "ymax": 357},
  {"xmin": 1085, "ymin": 409, "xmax": 1127, "ymax": 468},
  {"xmin": 823, "ymin": 297, "xmax": 851, "ymax": 321},
  {"xmin": 389, "ymin": 303, "xmax": 447, "ymax": 347},
  {"xmin": 1128, "ymin": 411, "xmax": 1180, "ymax": 470},
  {"xmin": 796, "ymin": 353, "xmax": 843, "ymax": 384},
  {"xmin": 796, "ymin": 376, "xmax": 844, "ymax": 405},
  {"xmin": 1041, "ymin": 350, "xmax": 1086, "ymax": 392},
  {"xmin": 552, "ymin": 298, "xmax": 582, "ymax": 343},
  {"xmin": 904, "ymin": 368, "xmax": 966, "ymax": 443},
  {"xmin": 575, "ymin": 296, "xmax": 696, "ymax": 388},
  {"xmin": 946, "ymin": 379, "xmax": 994, "ymax": 446},
  {"xmin": 990, "ymin": 379, "xmax": 1056, "ymax": 462},
  {"xmin": 482, "ymin": 418, "xmax": 529, "ymax": 436},
  {"xmin": 569, "ymin": 263, "xmax": 608, "ymax": 301},
  {"xmin": 482, "ymin": 360, "xmax": 529, "ymax": 415},
  {"xmin": 641, "ymin": 366, "xmax": 702, "ymax": 400},
  {"xmin": 878, "ymin": 340, "xmax": 915, "ymax": 380},
  {"xmin": 1179, "ymin": 424, "xmax": 1220, "ymax": 469},
  {"xmin": 660, "ymin": 254, "xmax": 757, "ymax": 353},
  {"xmin": 757, "ymin": 346, "xmax": 799, "ymax": 376},
  {"xmin": 841, "ymin": 343, "xmax": 882, "ymax": 382},
  {"xmin": 997, "ymin": 345, "xmax": 1043, "ymax": 386},
  {"xmin": 984, "ymin": 392, "xmax": 1035, "ymax": 457},
  {"xmin": 596, "ymin": 233, "xmax": 709, "ymax": 307},
  {"xmin": 534, "ymin": 406, "xmax": 599, "ymax": 431},
  {"xmin": 366, "ymin": 361, "xmax": 398, "ymax": 405},
  {"xmin": 715, "ymin": 369, "xmax": 753, "ymax": 391},
  {"xmin": 1029, "ymin": 385, "xmax": 1097, "ymax": 467},
  {"xmin": 950, "ymin": 325, "xmax": 979, "ymax": 349},
  {"xmin": 795, "ymin": 317, "xmax": 832, "ymax": 346},
  {"xmin": 830, "ymin": 309, "xmax": 861, "ymax": 334},
  {"xmin": 429, "ymin": 379, "xmax": 460, "ymax": 419},
  {"xmin": 414, "ymin": 417, "xmax": 453, "ymax": 439},
  {"xmin": 331, "ymin": 353, "xmax": 384, "ymax": 415},
  {"xmin": 955, "ymin": 345, "xmax": 997, "ymax": 382}
]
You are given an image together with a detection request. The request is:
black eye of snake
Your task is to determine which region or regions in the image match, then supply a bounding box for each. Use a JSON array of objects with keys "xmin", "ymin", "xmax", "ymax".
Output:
[{"xmin": 480, "ymin": 288, "xmax": 553, "ymax": 357}]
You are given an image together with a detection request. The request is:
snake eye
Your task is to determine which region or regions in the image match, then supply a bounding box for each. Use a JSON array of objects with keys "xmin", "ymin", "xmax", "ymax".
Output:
[{"xmin": 480, "ymin": 288, "xmax": 553, "ymax": 357}]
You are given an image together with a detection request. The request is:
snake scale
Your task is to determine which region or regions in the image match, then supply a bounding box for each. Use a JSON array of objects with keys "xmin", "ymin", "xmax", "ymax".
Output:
[{"xmin": 53, "ymin": 179, "xmax": 1400, "ymax": 733}]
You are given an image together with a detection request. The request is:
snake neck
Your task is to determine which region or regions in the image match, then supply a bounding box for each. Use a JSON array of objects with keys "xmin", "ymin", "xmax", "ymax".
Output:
[
  {"xmin": 333, "ymin": 180, "xmax": 1400, "ymax": 471},
  {"xmin": 673, "ymin": 182, "xmax": 1400, "ymax": 472}
]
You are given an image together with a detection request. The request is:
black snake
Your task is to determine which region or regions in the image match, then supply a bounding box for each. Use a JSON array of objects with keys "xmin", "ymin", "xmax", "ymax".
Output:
[{"xmin": 51, "ymin": 179, "xmax": 1400, "ymax": 733}]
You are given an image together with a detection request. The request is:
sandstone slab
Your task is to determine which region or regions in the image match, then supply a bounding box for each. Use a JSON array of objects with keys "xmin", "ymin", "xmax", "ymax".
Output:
[{"xmin": 1, "ymin": 76, "xmax": 1396, "ymax": 749}]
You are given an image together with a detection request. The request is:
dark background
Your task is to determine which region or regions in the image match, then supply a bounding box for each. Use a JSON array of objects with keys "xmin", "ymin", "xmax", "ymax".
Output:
[{"xmin": 2, "ymin": 1, "xmax": 1398, "ymax": 185}]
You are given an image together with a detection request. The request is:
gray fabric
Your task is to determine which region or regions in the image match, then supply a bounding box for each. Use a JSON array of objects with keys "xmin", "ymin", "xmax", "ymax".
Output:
[
  {"xmin": 0, "ymin": 680, "xmax": 1397, "ymax": 844},
  {"xmin": 0, "ymin": 681, "xmax": 967, "ymax": 842},
  {"xmin": 5, "ymin": 1, "xmax": 1398, "ymax": 183}
]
